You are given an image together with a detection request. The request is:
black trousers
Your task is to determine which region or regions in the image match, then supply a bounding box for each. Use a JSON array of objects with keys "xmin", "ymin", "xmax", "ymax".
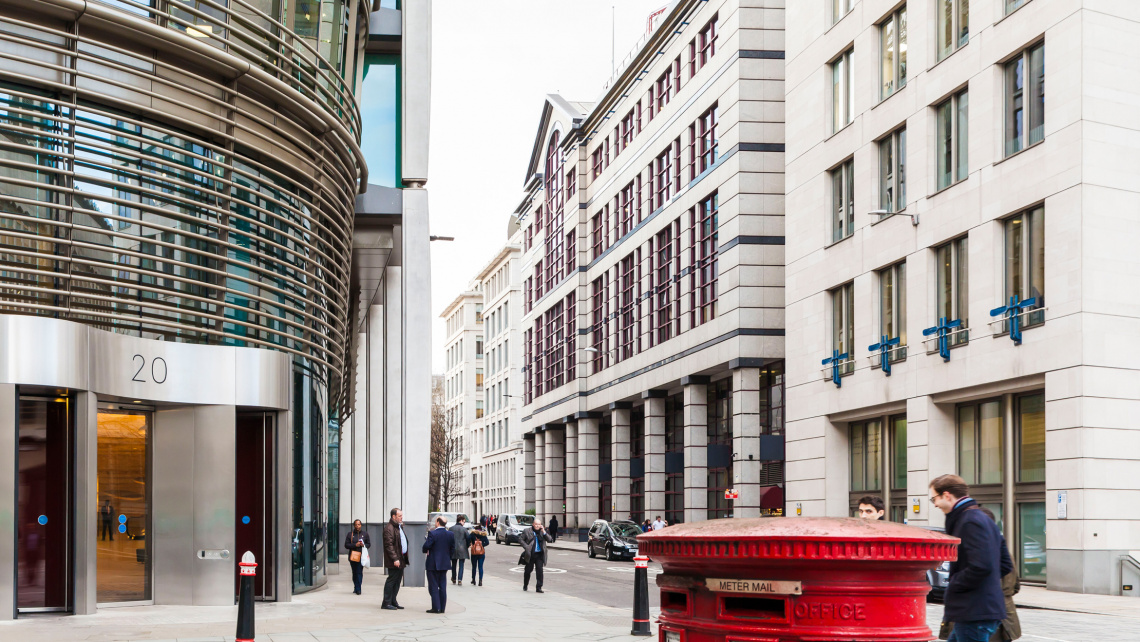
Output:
[
  {"xmin": 426, "ymin": 569, "xmax": 448, "ymax": 612},
  {"xmin": 523, "ymin": 555, "xmax": 545, "ymax": 590},
  {"xmin": 349, "ymin": 560, "xmax": 363, "ymax": 593},
  {"xmin": 100, "ymin": 519, "xmax": 114, "ymax": 541},
  {"xmin": 382, "ymin": 565, "xmax": 403, "ymax": 606}
]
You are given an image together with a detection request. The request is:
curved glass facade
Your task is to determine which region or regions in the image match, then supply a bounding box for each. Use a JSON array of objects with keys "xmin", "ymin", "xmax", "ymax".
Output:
[{"xmin": 0, "ymin": 0, "xmax": 366, "ymax": 594}]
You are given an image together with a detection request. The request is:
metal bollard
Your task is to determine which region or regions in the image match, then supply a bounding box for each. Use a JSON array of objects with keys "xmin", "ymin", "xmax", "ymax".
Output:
[
  {"xmin": 237, "ymin": 551, "xmax": 257, "ymax": 642},
  {"xmin": 631, "ymin": 555, "xmax": 651, "ymax": 636}
]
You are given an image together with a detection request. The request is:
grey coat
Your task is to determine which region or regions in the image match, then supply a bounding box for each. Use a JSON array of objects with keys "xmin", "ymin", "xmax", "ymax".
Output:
[
  {"xmin": 449, "ymin": 524, "xmax": 469, "ymax": 560},
  {"xmin": 519, "ymin": 526, "xmax": 552, "ymax": 564}
]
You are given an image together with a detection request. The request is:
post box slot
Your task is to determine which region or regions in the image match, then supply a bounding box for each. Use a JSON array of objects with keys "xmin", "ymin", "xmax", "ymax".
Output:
[
  {"xmin": 661, "ymin": 590, "xmax": 689, "ymax": 613},
  {"xmin": 720, "ymin": 596, "xmax": 787, "ymax": 620}
]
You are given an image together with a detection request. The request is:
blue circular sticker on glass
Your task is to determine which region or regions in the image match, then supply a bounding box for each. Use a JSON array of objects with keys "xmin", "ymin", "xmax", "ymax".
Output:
[
  {"xmin": 118, "ymin": 514, "xmax": 127, "ymax": 524},
  {"xmin": 37, "ymin": 515, "xmax": 47, "ymax": 525},
  {"xmin": 118, "ymin": 524, "xmax": 127, "ymax": 533},
  {"xmin": 242, "ymin": 516, "xmax": 250, "ymax": 524}
]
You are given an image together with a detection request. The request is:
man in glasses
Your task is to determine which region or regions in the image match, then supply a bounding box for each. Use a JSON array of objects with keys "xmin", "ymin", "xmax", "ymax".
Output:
[{"xmin": 929, "ymin": 474, "xmax": 1011, "ymax": 642}]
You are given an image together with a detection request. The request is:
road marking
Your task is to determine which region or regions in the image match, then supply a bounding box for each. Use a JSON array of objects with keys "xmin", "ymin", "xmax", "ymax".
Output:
[
  {"xmin": 509, "ymin": 566, "xmax": 567, "ymax": 574},
  {"xmin": 607, "ymin": 566, "xmax": 662, "ymax": 574}
]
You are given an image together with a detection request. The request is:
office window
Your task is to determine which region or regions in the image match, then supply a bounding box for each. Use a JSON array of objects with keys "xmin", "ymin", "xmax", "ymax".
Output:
[
  {"xmin": 476, "ymin": 336, "xmax": 484, "ymax": 356},
  {"xmin": 831, "ymin": 159, "xmax": 855, "ymax": 242},
  {"xmin": 849, "ymin": 420, "xmax": 882, "ymax": 492},
  {"xmin": 654, "ymin": 226, "xmax": 674, "ymax": 344},
  {"xmin": 665, "ymin": 473, "xmax": 684, "ymax": 525},
  {"xmin": 831, "ymin": 48, "xmax": 854, "ymax": 133},
  {"xmin": 592, "ymin": 147, "xmax": 604, "ymax": 178},
  {"xmin": 1004, "ymin": 206, "xmax": 1045, "ymax": 327},
  {"xmin": 833, "ymin": 0, "xmax": 852, "ymax": 24},
  {"xmin": 620, "ymin": 253, "xmax": 636, "ymax": 361},
  {"xmin": 832, "ymin": 282, "xmax": 854, "ymax": 374},
  {"xmin": 565, "ymin": 293, "xmax": 576, "ymax": 381},
  {"xmin": 591, "ymin": 277, "xmax": 606, "ymax": 373},
  {"xmin": 1005, "ymin": 0, "xmax": 1029, "ymax": 13},
  {"xmin": 758, "ymin": 363, "xmax": 785, "ymax": 436},
  {"xmin": 630, "ymin": 478, "xmax": 645, "ymax": 524},
  {"xmin": 707, "ymin": 378, "xmax": 732, "ymax": 446},
  {"xmin": 937, "ymin": 0, "xmax": 969, "ymax": 61},
  {"xmin": 958, "ymin": 400, "xmax": 1003, "ymax": 486},
  {"xmin": 1017, "ymin": 392, "xmax": 1045, "ymax": 482},
  {"xmin": 655, "ymin": 147, "xmax": 672, "ymax": 208},
  {"xmin": 707, "ymin": 468, "xmax": 731, "ymax": 519},
  {"xmin": 545, "ymin": 132, "xmax": 563, "ymax": 216},
  {"xmin": 697, "ymin": 104, "xmax": 718, "ymax": 174},
  {"xmin": 620, "ymin": 181, "xmax": 635, "ymax": 236},
  {"xmin": 936, "ymin": 90, "xmax": 969, "ymax": 190},
  {"xmin": 566, "ymin": 230, "xmax": 576, "ymax": 273},
  {"xmin": 655, "ymin": 70, "xmax": 672, "ymax": 114},
  {"xmin": 591, "ymin": 214, "xmax": 603, "ymax": 260},
  {"xmin": 1005, "ymin": 42, "xmax": 1045, "ymax": 157},
  {"xmin": 879, "ymin": 261, "xmax": 907, "ymax": 361},
  {"xmin": 879, "ymin": 127, "xmax": 906, "ymax": 213},
  {"xmin": 880, "ymin": 6, "xmax": 907, "ymax": 100},
  {"xmin": 697, "ymin": 15, "xmax": 717, "ymax": 70},
  {"xmin": 936, "ymin": 237, "xmax": 969, "ymax": 345},
  {"xmin": 476, "ymin": 400, "xmax": 484, "ymax": 419},
  {"xmin": 692, "ymin": 192, "xmax": 719, "ymax": 325},
  {"xmin": 566, "ymin": 167, "xmax": 576, "ymax": 200}
]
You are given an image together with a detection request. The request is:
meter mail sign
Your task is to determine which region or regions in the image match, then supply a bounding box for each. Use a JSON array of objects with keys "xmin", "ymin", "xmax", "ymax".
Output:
[{"xmin": 708, "ymin": 578, "xmax": 802, "ymax": 595}]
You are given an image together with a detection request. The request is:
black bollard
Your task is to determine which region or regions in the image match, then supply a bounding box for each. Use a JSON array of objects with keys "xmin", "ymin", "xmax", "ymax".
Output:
[
  {"xmin": 236, "ymin": 551, "xmax": 257, "ymax": 642},
  {"xmin": 631, "ymin": 555, "xmax": 651, "ymax": 636}
]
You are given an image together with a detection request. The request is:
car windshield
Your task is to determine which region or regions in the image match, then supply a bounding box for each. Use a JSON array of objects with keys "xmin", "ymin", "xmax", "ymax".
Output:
[
  {"xmin": 513, "ymin": 515, "xmax": 534, "ymax": 526},
  {"xmin": 611, "ymin": 523, "xmax": 642, "ymax": 538}
]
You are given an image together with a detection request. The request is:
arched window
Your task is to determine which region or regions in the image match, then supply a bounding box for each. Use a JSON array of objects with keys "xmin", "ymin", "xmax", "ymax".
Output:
[{"xmin": 545, "ymin": 131, "xmax": 564, "ymax": 225}]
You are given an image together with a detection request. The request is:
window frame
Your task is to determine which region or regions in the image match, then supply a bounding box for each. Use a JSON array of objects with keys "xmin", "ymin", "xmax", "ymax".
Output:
[
  {"xmin": 935, "ymin": 236, "xmax": 970, "ymax": 347},
  {"xmin": 878, "ymin": 126, "xmax": 907, "ymax": 214},
  {"xmin": 697, "ymin": 103, "xmax": 719, "ymax": 174},
  {"xmin": 1004, "ymin": 42, "xmax": 1045, "ymax": 158},
  {"xmin": 935, "ymin": 89, "xmax": 969, "ymax": 191},
  {"xmin": 877, "ymin": 260, "xmax": 907, "ymax": 363},
  {"xmin": 879, "ymin": 6, "xmax": 907, "ymax": 101},
  {"xmin": 692, "ymin": 192, "xmax": 719, "ymax": 326},
  {"xmin": 831, "ymin": 48, "xmax": 855, "ymax": 133},
  {"xmin": 832, "ymin": 282, "xmax": 855, "ymax": 375},
  {"xmin": 1002, "ymin": 205, "xmax": 1045, "ymax": 330},
  {"xmin": 832, "ymin": 0, "xmax": 853, "ymax": 25},
  {"xmin": 831, "ymin": 158, "xmax": 855, "ymax": 242},
  {"xmin": 937, "ymin": 0, "xmax": 969, "ymax": 62}
]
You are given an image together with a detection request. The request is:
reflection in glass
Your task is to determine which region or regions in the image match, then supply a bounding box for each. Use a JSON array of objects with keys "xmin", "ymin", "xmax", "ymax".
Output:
[
  {"xmin": 96, "ymin": 409, "xmax": 151, "ymax": 603},
  {"xmin": 958, "ymin": 405, "xmax": 977, "ymax": 485},
  {"xmin": 360, "ymin": 55, "xmax": 400, "ymax": 188},
  {"xmin": 1019, "ymin": 502, "xmax": 1046, "ymax": 581},
  {"xmin": 18, "ymin": 398, "xmax": 71, "ymax": 611},
  {"xmin": 1018, "ymin": 394, "xmax": 1045, "ymax": 482},
  {"xmin": 979, "ymin": 401, "xmax": 1003, "ymax": 485},
  {"xmin": 892, "ymin": 417, "xmax": 907, "ymax": 491}
]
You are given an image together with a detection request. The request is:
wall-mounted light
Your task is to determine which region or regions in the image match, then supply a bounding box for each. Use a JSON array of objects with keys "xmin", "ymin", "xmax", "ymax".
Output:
[{"xmin": 867, "ymin": 209, "xmax": 918, "ymax": 225}]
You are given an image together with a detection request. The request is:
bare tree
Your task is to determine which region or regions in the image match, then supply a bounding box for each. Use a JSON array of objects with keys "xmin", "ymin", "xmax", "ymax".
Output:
[{"xmin": 429, "ymin": 376, "xmax": 466, "ymax": 512}]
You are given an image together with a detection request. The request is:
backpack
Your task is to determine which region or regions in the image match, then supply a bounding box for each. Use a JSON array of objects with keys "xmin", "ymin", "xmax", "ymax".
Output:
[{"xmin": 470, "ymin": 536, "xmax": 485, "ymax": 556}]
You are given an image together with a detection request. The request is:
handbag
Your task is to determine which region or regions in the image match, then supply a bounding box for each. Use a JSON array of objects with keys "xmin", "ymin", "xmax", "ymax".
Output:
[
  {"xmin": 349, "ymin": 549, "xmax": 361, "ymax": 563},
  {"xmin": 471, "ymin": 537, "xmax": 485, "ymax": 556},
  {"xmin": 938, "ymin": 622, "xmax": 952, "ymax": 640},
  {"xmin": 361, "ymin": 545, "xmax": 371, "ymax": 568}
]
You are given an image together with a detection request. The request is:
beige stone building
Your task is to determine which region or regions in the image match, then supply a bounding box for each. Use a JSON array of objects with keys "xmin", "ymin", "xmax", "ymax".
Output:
[{"xmin": 785, "ymin": 0, "xmax": 1140, "ymax": 595}]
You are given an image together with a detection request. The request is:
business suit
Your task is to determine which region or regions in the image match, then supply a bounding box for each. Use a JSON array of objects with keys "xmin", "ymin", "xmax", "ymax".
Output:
[
  {"xmin": 518, "ymin": 525, "xmax": 553, "ymax": 591},
  {"xmin": 422, "ymin": 526, "xmax": 455, "ymax": 612}
]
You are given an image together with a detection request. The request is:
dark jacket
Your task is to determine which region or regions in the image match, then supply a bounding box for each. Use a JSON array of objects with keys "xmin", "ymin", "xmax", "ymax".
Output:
[
  {"xmin": 449, "ymin": 523, "xmax": 470, "ymax": 560},
  {"xmin": 423, "ymin": 526, "xmax": 455, "ymax": 571},
  {"xmin": 944, "ymin": 498, "xmax": 1010, "ymax": 623},
  {"xmin": 548, "ymin": 516, "xmax": 559, "ymax": 533},
  {"xmin": 467, "ymin": 529, "xmax": 489, "ymax": 558},
  {"xmin": 991, "ymin": 533, "xmax": 1021, "ymax": 641},
  {"xmin": 382, "ymin": 519, "xmax": 410, "ymax": 569},
  {"xmin": 344, "ymin": 528, "xmax": 371, "ymax": 554},
  {"xmin": 519, "ymin": 525, "xmax": 552, "ymax": 564}
]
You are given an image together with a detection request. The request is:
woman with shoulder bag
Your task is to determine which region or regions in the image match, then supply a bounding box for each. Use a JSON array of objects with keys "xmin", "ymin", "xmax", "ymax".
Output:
[
  {"xmin": 344, "ymin": 519, "xmax": 371, "ymax": 595},
  {"xmin": 468, "ymin": 525, "xmax": 489, "ymax": 586}
]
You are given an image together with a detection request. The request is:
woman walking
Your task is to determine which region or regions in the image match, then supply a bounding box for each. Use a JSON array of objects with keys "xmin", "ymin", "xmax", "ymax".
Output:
[
  {"xmin": 468, "ymin": 524, "xmax": 489, "ymax": 586},
  {"xmin": 344, "ymin": 519, "xmax": 371, "ymax": 595}
]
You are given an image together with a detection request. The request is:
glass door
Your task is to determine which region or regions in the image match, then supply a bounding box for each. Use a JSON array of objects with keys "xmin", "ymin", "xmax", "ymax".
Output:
[
  {"xmin": 18, "ymin": 396, "xmax": 73, "ymax": 613},
  {"xmin": 236, "ymin": 412, "xmax": 276, "ymax": 600},
  {"xmin": 96, "ymin": 407, "xmax": 152, "ymax": 605}
]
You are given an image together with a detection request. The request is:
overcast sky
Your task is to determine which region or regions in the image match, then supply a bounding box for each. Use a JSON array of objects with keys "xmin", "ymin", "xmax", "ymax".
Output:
[{"xmin": 427, "ymin": 0, "xmax": 670, "ymax": 374}]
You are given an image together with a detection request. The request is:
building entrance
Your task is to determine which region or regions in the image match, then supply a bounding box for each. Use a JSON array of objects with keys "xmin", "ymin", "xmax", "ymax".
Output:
[
  {"xmin": 236, "ymin": 412, "xmax": 276, "ymax": 600},
  {"xmin": 17, "ymin": 396, "xmax": 73, "ymax": 613},
  {"xmin": 96, "ymin": 407, "xmax": 152, "ymax": 605}
]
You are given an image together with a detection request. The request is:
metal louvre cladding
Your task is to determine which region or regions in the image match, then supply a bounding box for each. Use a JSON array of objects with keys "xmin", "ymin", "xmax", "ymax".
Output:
[{"xmin": 0, "ymin": 3, "xmax": 361, "ymax": 411}]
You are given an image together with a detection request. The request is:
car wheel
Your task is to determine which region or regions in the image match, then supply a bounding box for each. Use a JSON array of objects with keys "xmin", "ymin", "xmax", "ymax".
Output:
[
  {"xmin": 587, "ymin": 543, "xmax": 596, "ymax": 558},
  {"xmin": 606, "ymin": 545, "xmax": 615, "ymax": 561},
  {"xmin": 496, "ymin": 535, "xmax": 502, "ymax": 545}
]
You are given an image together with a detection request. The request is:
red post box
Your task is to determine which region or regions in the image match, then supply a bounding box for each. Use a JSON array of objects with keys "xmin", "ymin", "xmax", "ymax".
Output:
[{"xmin": 638, "ymin": 517, "xmax": 958, "ymax": 642}]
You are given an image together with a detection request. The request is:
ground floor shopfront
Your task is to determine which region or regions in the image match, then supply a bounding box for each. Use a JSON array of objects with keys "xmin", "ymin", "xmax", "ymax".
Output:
[
  {"xmin": 523, "ymin": 359, "xmax": 787, "ymax": 538},
  {"xmin": 0, "ymin": 315, "xmax": 326, "ymax": 618}
]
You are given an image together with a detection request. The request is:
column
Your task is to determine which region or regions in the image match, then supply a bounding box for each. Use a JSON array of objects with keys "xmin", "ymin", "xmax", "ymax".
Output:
[
  {"xmin": 564, "ymin": 420, "xmax": 579, "ymax": 529},
  {"xmin": 610, "ymin": 403, "xmax": 632, "ymax": 520},
  {"xmin": 577, "ymin": 415, "xmax": 600, "ymax": 527},
  {"xmin": 545, "ymin": 426, "xmax": 565, "ymax": 525},
  {"xmin": 643, "ymin": 391, "xmax": 666, "ymax": 521},
  {"xmin": 903, "ymin": 395, "xmax": 956, "ymax": 528},
  {"xmin": 732, "ymin": 366, "xmax": 762, "ymax": 518},
  {"xmin": 534, "ymin": 430, "xmax": 546, "ymax": 519},
  {"xmin": 682, "ymin": 376, "xmax": 709, "ymax": 523},
  {"xmin": 523, "ymin": 435, "xmax": 535, "ymax": 513}
]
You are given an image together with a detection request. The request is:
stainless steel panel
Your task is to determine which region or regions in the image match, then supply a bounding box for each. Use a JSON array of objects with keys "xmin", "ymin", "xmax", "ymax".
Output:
[
  {"xmin": 88, "ymin": 333, "xmax": 236, "ymax": 406},
  {"xmin": 0, "ymin": 384, "xmax": 15, "ymax": 620},
  {"xmin": 192, "ymin": 406, "xmax": 235, "ymax": 606},
  {"xmin": 234, "ymin": 349, "xmax": 291, "ymax": 411},
  {"xmin": 384, "ymin": 271, "xmax": 405, "ymax": 518},
  {"xmin": 369, "ymin": 304, "xmax": 387, "ymax": 522},
  {"xmin": 0, "ymin": 317, "xmax": 88, "ymax": 391},
  {"xmin": 73, "ymin": 392, "xmax": 98, "ymax": 615},
  {"xmin": 153, "ymin": 408, "xmax": 195, "ymax": 606},
  {"xmin": 275, "ymin": 410, "xmax": 293, "ymax": 603},
  {"xmin": 402, "ymin": 192, "xmax": 433, "ymax": 521}
]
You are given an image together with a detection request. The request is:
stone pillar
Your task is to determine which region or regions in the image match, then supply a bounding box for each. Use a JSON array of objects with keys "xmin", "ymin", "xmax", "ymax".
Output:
[
  {"xmin": 905, "ymin": 395, "xmax": 956, "ymax": 529},
  {"xmin": 732, "ymin": 365, "xmax": 762, "ymax": 518},
  {"xmin": 523, "ymin": 435, "xmax": 535, "ymax": 513},
  {"xmin": 545, "ymin": 426, "xmax": 565, "ymax": 525},
  {"xmin": 564, "ymin": 420, "xmax": 579, "ymax": 529},
  {"xmin": 577, "ymin": 415, "xmax": 600, "ymax": 528},
  {"xmin": 610, "ymin": 403, "xmax": 632, "ymax": 521},
  {"xmin": 534, "ymin": 430, "xmax": 546, "ymax": 520},
  {"xmin": 643, "ymin": 391, "xmax": 667, "ymax": 521},
  {"xmin": 683, "ymin": 376, "xmax": 709, "ymax": 523}
]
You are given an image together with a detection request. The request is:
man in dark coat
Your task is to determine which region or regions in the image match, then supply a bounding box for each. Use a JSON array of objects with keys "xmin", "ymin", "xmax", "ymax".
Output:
[
  {"xmin": 548, "ymin": 515, "xmax": 559, "ymax": 542},
  {"xmin": 519, "ymin": 518, "xmax": 553, "ymax": 592},
  {"xmin": 422, "ymin": 516, "xmax": 455, "ymax": 613},
  {"xmin": 930, "ymin": 474, "xmax": 1011, "ymax": 642},
  {"xmin": 381, "ymin": 507, "xmax": 409, "ymax": 610}
]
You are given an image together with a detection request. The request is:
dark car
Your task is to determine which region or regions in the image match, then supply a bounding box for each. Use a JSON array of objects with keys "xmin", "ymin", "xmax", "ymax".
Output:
[
  {"xmin": 495, "ymin": 513, "xmax": 535, "ymax": 545},
  {"xmin": 586, "ymin": 519, "xmax": 641, "ymax": 561},
  {"xmin": 919, "ymin": 525, "xmax": 950, "ymax": 602}
]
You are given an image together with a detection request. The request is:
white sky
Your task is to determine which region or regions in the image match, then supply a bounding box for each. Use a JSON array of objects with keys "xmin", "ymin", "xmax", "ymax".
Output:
[{"xmin": 427, "ymin": 0, "xmax": 671, "ymax": 374}]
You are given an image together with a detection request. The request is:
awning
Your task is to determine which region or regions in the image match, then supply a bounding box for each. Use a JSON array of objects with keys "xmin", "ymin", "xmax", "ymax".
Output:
[{"xmin": 759, "ymin": 485, "xmax": 784, "ymax": 510}]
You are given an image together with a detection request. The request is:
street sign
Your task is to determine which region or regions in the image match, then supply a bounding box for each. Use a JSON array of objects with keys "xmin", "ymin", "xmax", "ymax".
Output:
[{"xmin": 725, "ymin": 489, "xmax": 739, "ymax": 500}]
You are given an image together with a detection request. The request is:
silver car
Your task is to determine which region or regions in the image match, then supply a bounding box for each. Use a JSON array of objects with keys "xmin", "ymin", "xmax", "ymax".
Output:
[{"xmin": 495, "ymin": 513, "xmax": 535, "ymax": 545}]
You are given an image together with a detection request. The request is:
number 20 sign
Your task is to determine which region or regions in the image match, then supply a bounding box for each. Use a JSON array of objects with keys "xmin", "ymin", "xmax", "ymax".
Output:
[{"xmin": 131, "ymin": 354, "xmax": 168, "ymax": 384}]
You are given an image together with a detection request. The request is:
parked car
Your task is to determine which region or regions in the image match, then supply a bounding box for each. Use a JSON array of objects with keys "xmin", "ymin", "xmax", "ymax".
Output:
[
  {"xmin": 586, "ymin": 519, "xmax": 642, "ymax": 561},
  {"xmin": 495, "ymin": 513, "xmax": 535, "ymax": 545},
  {"xmin": 919, "ymin": 525, "xmax": 950, "ymax": 602},
  {"xmin": 428, "ymin": 512, "xmax": 474, "ymax": 532}
]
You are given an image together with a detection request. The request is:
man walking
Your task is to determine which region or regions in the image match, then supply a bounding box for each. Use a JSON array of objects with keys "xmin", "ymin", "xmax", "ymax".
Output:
[
  {"xmin": 856, "ymin": 495, "xmax": 886, "ymax": 520},
  {"xmin": 449, "ymin": 515, "xmax": 469, "ymax": 584},
  {"xmin": 548, "ymin": 514, "xmax": 559, "ymax": 542},
  {"xmin": 651, "ymin": 515, "xmax": 666, "ymax": 531},
  {"xmin": 381, "ymin": 507, "xmax": 409, "ymax": 610},
  {"xmin": 519, "ymin": 518, "xmax": 552, "ymax": 593},
  {"xmin": 930, "ymin": 474, "xmax": 1011, "ymax": 642},
  {"xmin": 423, "ymin": 516, "xmax": 455, "ymax": 613}
]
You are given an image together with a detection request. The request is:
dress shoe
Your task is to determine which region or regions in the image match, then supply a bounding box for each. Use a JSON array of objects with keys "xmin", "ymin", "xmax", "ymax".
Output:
[
  {"xmin": 536, "ymin": 589, "xmax": 545, "ymax": 593},
  {"xmin": 478, "ymin": 579, "xmax": 483, "ymax": 586},
  {"xmin": 523, "ymin": 586, "xmax": 528, "ymax": 591},
  {"xmin": 382, "ymin": 604, "xmax": 398, "ymax": 610},
  {"xmin": 426, "ymin": 609, "xmax": 439, "ymax": 613},
  {"xmin": 393, "ymin": 603, "xmax": 404, "ymax": 609}
]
